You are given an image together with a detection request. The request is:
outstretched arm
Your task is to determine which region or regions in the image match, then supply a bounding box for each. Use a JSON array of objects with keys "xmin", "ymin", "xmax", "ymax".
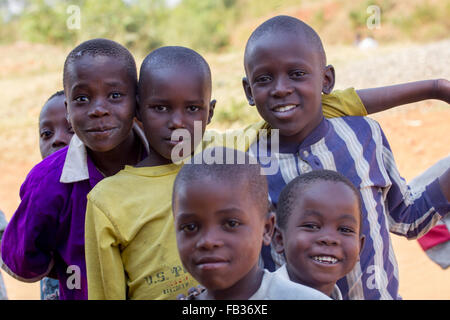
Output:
[{"xmin": 357, "ymin": 79, "xmax": 450, "ymax": 114}]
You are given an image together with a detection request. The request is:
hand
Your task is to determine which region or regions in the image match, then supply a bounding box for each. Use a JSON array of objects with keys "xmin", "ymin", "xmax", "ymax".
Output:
[
  {"xmin": 434, "ymin": 79, "xmax": 450, "ymax": 103},
  {"xmin": 177, "ymin": 285, "xmax": 205, "ymax": 300}
]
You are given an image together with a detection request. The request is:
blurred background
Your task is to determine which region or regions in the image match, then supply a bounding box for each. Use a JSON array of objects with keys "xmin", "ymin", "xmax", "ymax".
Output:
[{"xmin": 0, "ymin": 0, "xmax": 449, "ymax": 299}]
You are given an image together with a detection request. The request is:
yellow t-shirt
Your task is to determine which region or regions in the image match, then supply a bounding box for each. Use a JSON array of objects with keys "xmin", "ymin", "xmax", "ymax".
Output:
[{"xmin": 85, "ymin": 87, "xmax": 365, "ymax": 300}]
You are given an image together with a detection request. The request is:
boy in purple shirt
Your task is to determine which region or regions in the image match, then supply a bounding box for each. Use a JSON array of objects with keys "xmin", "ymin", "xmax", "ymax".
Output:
[
  {"xmin": 0, "ymin": 39, "xmax": 148, "ymax": 299},
  {"xmin": 38, "ymin": 90, "xmax": 74, "ymax": 300}
]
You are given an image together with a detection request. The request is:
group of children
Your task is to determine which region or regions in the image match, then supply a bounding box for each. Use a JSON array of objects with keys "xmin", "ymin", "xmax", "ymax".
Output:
[{"xmin": 1, "ymin": 15, "xmax": 449, "ymax": 300}]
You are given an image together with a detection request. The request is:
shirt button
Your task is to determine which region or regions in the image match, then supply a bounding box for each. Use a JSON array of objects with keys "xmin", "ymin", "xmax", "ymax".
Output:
[{"xmin": 303, "ymin": 150, "xmax": 309, "ymax": 157}]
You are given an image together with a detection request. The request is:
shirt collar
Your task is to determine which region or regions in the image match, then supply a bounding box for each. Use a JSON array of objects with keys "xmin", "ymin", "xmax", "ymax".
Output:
[
  {"xmin": 260, "ymin": 117, "xmax": 330, "ymax": 154},
  {"xmin": 277, "ymin": 264, "xmax": 342, "ymax": 300},
  {"xmin": 60, "ymin": 122, "xmax": 149, "ymax": 183},
  {"xmin": 330, "ymin": 285, "xmax": 343, "ymax": 300},
  {"xmin": 298, "ymin": 117, "xmax": 330, "ymax": 150}
]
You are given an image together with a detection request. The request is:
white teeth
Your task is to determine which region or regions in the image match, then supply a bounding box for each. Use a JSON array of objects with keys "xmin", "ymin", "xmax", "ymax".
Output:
[
  {"xmin": 274, "ymin": 105, "xmax": 297, "ymax": 112},
  {"xmin": 313, "ymin": 256, "xmax": 338, "ymax": 264}
]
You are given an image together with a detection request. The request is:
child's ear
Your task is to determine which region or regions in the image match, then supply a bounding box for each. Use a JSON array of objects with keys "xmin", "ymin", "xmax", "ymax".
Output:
[
  {"xmin": 263, "ymin": 211, "xmax": 276, "ymax": 246},
  {"xmin": 207, "ymin": 99, "xmax": 216, "ymax": 125},
  {"xmin": 64, "ymin": 100, "xmax": 71, "ymax": 123},
  {"xmin": 242, "ymin": 77, "xmax": 255, "ymax": 106},
  {"xmin": 272, "ymin": 225, "xmax": 285, "ymax": 254},
  {"xmin": 322, "ymin": 64, "xmax": 335, "ymax": 95},
  {"xmin": 357, "ymin": 235, "xmax": 366, "ymax": 261}
]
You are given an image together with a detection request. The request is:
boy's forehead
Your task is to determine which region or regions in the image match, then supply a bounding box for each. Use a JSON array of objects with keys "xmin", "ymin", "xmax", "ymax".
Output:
[
  {"xmin": 245, "ymin": 31, "xmax": 323, "ymax": 70},
  {"xmin": 142, "ymin": 63, "xmax": 208, "ymax": 82},
  {"xmin": 66, "ymin": 54, "xmax": 132, "ymax": 85},
  {"xmin": 293, "ymin": 181, "xmax": 360, "ymax": 217},
  {"xmin": 39, "ymin": 95, "xmax": 66, "ymax": 121},
  {"xmin": 139, "ymin": 64, "xmax": 211, "ymax": 94}
]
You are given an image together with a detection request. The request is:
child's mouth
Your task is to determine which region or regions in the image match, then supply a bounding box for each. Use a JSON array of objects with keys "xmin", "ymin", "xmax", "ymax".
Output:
[
  {"xmin": 195, "ymin": 256, "xmax": 229, "ymax": 270},
  {"xmin": 272, "ymin": 104, "xmax": 298, "ymax": 113},
  {"xmin": 87, "ymin": 126, "xmax": 116, "ymax": 133},
  {"xmin": 165, "ymin": 137, "xmax": 184, "ymax": 147},
  {"xmin": 86, "ymin": 127, "xmax": 117, "ymax": 138},
  {"xmin": 312, "ymin": 255, "xmax": 339, "ymax": 265}
]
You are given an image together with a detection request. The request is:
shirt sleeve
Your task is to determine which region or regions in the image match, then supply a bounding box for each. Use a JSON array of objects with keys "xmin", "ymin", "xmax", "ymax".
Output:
[
  {"xmin": 0, "ymin": 170, "xmax": 60, "ymax": 282},
  {"xmin": 85, "ymin": 195, "xmax": 127, "ymax": 300},
  {"xmin": 322, "ymin": 88, "xmax": 367, "ymax": 118},
  {"xmin": 380, "ymin": 129, "xmax": 450, "ymax": 239}
]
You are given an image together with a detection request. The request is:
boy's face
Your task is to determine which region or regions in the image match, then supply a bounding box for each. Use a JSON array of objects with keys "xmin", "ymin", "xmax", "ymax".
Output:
[
  {"xmin": 137, "ymin": 66, "xmax": 215, "ymax": 163},
  {"xmin": 243, "ymin": 32, "xmax": 334, "ymax": 143},
  {"xmin": 274, "ymin": 180, "xmax": 364, "ymax": 295},
  {"xmin": 174, "ymin": 178, "xmax": 273, "ymax": 294},
  {"xmin": 65, "ymin": 55, "xmax": 136, "ymax": 153},
  {"xmin": 39, "ymin": 94, "xmax": 74, "ymax": 159}
]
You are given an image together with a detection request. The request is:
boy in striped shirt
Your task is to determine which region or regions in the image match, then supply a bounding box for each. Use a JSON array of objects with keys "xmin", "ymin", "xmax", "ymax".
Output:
[{"xmin": 242, "ymin": 15, "xmax": 450, "ymax": 299}]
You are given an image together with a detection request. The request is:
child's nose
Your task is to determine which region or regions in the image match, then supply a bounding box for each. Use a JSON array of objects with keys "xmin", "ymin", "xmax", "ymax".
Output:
[
  {"xmin": 316, "ymin": 234, "xmax": 340, "ymax": 246},
  {"xmin": 52, "ymin": 129, "xmax": 71, "ymax": 148},
  {"xmin": 168, "ymin": 110, "xmax": 186, "ymax": 129},
  {"xmin": 88, "ymin": 99, "xmax": 110, "ymax": 117},
  {"xmin": 196, "ymin": 230, "xmax": 223, "ymax": 250},
  {"xmin": 270, "ymin": 77, "xmax": 294, "ymax": 98}
]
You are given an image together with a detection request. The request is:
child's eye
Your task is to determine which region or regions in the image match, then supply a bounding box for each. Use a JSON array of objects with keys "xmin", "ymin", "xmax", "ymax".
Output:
[
  {"xmin": 187, "ymin": 105, "xmax": 200, "ymax": 112},
  {"xmin": 153, "ymin": 105, "xmax": 168, "ymax": 112},
  {"xmin": 110, "ymin": 92, "xmax": 123, "ymax": 99},
  {"xmin": 224, "ymin": 219, "xmax": 240, "ymax": 229},
  {"xmin": 339, "ymin": 226, "xmax": 356, "ymax": 234},
  {"xmin": 290, "ymin": 70, "xmax": 306, "ymax": 78},
  {"xmin": 180, "ymin": 223, "xmax": 198, "ymax": 233},
  {"xmin": 40, "ymin": 130, "xmax": 53, "ymax": 139},
  {"xmin": 300, "ymin": 223, "xmax": 320, "ymax": 230},
  {"xmin": 255, "ymin": 75, "xmax": 272, "ymax": 83},
  {"xmin": 74, "ymin": 96, "xmax": 89, "ymax": 103}
]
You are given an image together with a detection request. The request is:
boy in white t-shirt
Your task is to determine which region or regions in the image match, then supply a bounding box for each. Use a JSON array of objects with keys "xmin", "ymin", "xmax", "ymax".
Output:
[{"xmin": 273, "ymin": 170, "xmax": 365, "ymax": 299}]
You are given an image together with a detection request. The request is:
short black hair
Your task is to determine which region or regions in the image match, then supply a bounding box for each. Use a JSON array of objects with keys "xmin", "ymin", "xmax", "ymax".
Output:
[
  {"xmin": 244, "ymin": 15, "xmax": 326, "ymax": 70},
  {"xmin": 276, "ymin": 170, "xmax": 362, "ymax": 232},
  {"xmin": 63, "ymin": 38, "xmax": 137, "ymax": 91},
  {"xmin": 138, "ymin": 46, "xmax": 211, "ymax": 97},
  {"xmin": 46, "ymin": 90, "xmax": 65, "ymax": 103},
  {"xmin": 173, "ymin": 147, "xmax": 268, "ymax": 216},
  {"xmin": 39, "ymin": 90, "xmax": 66, "ymax": 122}
]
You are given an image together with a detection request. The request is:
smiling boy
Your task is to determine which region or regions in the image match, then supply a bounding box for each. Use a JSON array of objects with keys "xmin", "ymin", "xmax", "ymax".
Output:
[
  {"xmin": 242, "ymin": 15, "xmax": 450, "ymax": 299},
  {"xmin": 273, "ymin": 170, "xmax": 365, "ymax": 299}
]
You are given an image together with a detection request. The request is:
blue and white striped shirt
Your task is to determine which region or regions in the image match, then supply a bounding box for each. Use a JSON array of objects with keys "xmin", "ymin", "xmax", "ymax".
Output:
[{"xmin": 249, "ymin": 116, "xmax": 449, "ymax": 300}]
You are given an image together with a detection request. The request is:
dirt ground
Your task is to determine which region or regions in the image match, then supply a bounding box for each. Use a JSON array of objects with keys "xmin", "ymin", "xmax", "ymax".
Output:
[{"xmin": 1, "ymin": 106, "xmax": 449, "ymax": 300}]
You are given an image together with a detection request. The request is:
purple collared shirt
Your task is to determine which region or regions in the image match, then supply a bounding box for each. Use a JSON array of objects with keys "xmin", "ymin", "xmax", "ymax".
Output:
[{"xmin": 1, "ymin": 147, "xmax": 103, "ymax": 300}]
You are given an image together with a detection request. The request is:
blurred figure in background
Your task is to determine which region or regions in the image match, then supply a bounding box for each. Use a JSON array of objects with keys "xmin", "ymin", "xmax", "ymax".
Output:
[{"xmin": 411, "ymin": 156, "xmax": 450, "ymax": 269}]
